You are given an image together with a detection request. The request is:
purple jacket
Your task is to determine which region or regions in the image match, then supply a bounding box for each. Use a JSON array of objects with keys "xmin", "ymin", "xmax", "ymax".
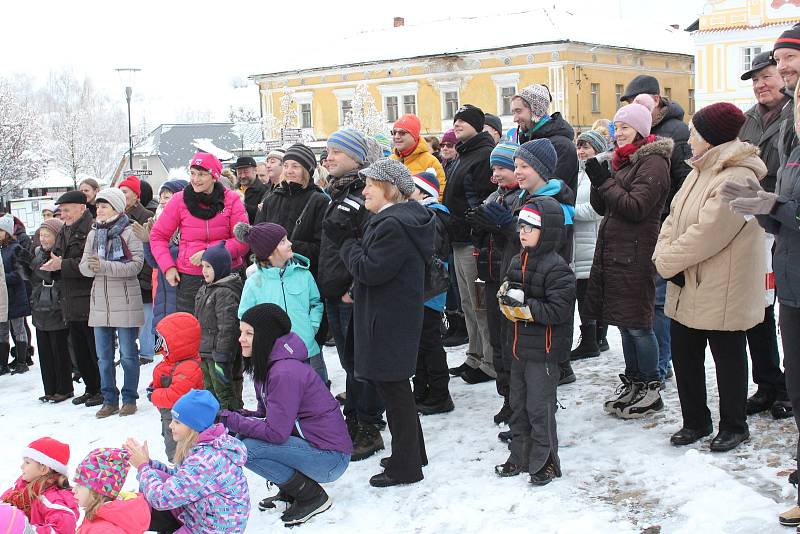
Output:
[
  {"xmin": 137, "ymin": 424, "xmax": 250, "ymax": 534},
  {"xmin": 221, "ymin": 332, "xmax": 352, "ymax": 454}
]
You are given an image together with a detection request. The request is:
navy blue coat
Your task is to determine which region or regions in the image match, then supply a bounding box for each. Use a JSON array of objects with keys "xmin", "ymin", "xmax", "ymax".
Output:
[{"xmin": 1, "ymin": 241, "xmax": 31, "ymax": 320}]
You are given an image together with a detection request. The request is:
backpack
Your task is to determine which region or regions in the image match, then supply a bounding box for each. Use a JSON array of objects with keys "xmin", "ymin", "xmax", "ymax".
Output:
[{"xmin": 399, "ymin": 206, "xmax": 450, "ymax": 301}]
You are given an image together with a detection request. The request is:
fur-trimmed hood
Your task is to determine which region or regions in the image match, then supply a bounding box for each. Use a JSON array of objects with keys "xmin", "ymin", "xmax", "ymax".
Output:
[
  {"xmin": 690, "ymin": 139, "xmax": 767, "ymax": 178},
  {"xmin": 629, "ymin": 137, "xmax": 674, "ymax": 165}
]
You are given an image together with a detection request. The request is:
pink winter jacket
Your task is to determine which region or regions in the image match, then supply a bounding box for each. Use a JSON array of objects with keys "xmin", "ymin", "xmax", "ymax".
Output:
[
  {"xmin": 149, "ymin": 188, "xmax": 249, "ymax": 276},
  {"xmin": 1, "ymin": 478, "xmax": 79, "ymax": 534}
]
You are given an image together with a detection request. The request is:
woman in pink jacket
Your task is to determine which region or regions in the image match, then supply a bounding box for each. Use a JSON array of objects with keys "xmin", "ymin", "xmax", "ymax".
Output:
[{"xmin": 149, "ymin": 153, "xmax": 249, "ymax": 313}]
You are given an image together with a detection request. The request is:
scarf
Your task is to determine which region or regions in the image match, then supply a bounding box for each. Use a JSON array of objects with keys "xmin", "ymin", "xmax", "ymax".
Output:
[
  {"xmin": 612, "ymin": 134, "xmax": 656, "ymax": 172},
  {"xmin": 2, "ymin": 475, "xmax": 60, "ymax": 517},
  {"xmin": 183, "ymin": 182, "xmax": 226, "ymax": 220},
  {"xmin": 93, "ymin": 214, "xmax": 132, "ymax": 261},
  {"xmin": 518, "ymin": 115, "xmax": 551, "ymax": 143},
  {"xmin": 328, "ymin": 171, "xmax": 362, "ymax": 198},
  {"xmin": 398, "ymin": 139, "xmax": 419, "ymax": 159}
]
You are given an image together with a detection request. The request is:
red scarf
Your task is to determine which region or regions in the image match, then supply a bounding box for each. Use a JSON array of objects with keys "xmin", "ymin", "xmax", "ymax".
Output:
[
  {"xmin": 398, "ymin": 139, "xmax": 419, "ymax": 159},
  {"xmin": 2, "ymin": 475, "xmax": 60, "ymax": 518},
  {"xmin": 612, "ymin": 134, "xmax": 656, "ymax": 171}
]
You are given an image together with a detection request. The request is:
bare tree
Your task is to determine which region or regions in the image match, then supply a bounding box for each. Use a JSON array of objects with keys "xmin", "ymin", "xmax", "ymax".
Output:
[{"xmin": 0, "ymin": 85, "xmax": 43, "ymax": 200}]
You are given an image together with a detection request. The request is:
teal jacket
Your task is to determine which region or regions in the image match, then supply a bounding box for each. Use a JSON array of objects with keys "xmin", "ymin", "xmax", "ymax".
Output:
[{"xmin": 238, "ymin": 254, "xmax": 323, "ymax": 358}]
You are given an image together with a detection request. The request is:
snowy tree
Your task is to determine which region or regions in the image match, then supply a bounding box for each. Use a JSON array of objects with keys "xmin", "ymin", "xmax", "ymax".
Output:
[
  {"xmin": 344, "ymin": 83, "xmax": 388, "ymax": 137},
  {"xmin": 279, "ymin": 87, "xmax": 298, "ymax": 130},
  {"xmin": 0, "ymin": 85, "xmax": 42, "ymax": 198},
  {"xmin": 261, "ymin": 112, "xmax": 279, "ymax": 142},
  {"xmin": 228, "ymin": 105, "xmax": 259, "ymax": 123}
]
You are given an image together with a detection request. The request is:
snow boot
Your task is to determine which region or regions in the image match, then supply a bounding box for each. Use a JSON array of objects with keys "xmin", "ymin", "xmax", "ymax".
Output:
[
  {"xmin": 780, "ymin": 505, "xmax": 800, "ymax": 527},
  {"xmin": 557, "ymin": 361, "xmax": 576, "ymax": 385},
  {"xmin": 417, "ymin": 395, "xmax": 454, "ymax": 416},
  {"xmin": 442, "ymin": 312, "xmax": 469, "ymax": 347},
  {"xmin": 10, "ymin": 342, "xmax": 29, "ymax": 375},
  {"xmin": 350, "ymin": 423, "xmax": 384, "ymax": 461},
  {"xmin": 597, "ymin": 324, "xmax": 610, "ymax": 352},
  {"xmin": 570, "ymin": 324, "xmax": 600, "ymax": 361},
  {"xmin": 494, "ymin": 399, "xmax": 512, "ymax": 425},
  {"xmin": 258, "ymin": 483, "xmax": 293, "ymax": 511},
  {"xmin": 494, "ymin": 459, "xmax": 526, "ymax": 477},
  {"xmin": 771, "ymin": 390, "xmax": 793, "ymax": 419},
  {"xmin": 0, "ymin": 343, "xmax": 10, "ymax": 375},
  {"xmin": 279, "ymin": 472, "xmax": 331, "ymax": 526},
  {"xmin": 618, "ymin": 380, "xmax": 664, "ymax": 419},
  {"xmin": 497, "ymin": 430, "xmax": 513, "ymax": 443},
  {"xmin": 604, "ymin": 375, "xmax": 640, "ymax": 414},
  {"xmin": 745, "ymin": 386, "xmax": 776, "ymax": 415},
  {"xmin": 529, "ymin": 455, "xmax": 562, "ymax": 486}
]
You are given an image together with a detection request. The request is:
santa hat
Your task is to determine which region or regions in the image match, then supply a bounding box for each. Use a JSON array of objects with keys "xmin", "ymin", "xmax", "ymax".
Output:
[
  {"xmin": 23, "ymin": 437, "xmax": 70, "ymax": 476},
  {"xmin": 518, "ymin": 206, "xmax": 542, "ymax": 228}
]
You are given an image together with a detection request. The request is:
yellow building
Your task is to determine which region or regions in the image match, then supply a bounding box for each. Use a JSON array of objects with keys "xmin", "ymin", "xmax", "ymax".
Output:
[
  {"xmin": 692, "ymin": 0, "xmax": 800, "ymax": 110},
  {"xmin": 251, "ymin": 8, "xmax": 696, "ymax": 139}
]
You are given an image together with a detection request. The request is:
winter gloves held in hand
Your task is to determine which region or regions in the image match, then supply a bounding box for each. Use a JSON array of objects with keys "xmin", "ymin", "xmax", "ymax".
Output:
[
  {"xmin": 585, "ymin": 157, "xmax": 611, "ymax": 188},
  {"xmin": 497, "ymin": 281, "xmax": 533, "ymax": 322},
  {"xmin": 721, "ymin": 176, "xmax": 778, "ymax": 216},
  {"xmin": 467, "ymin": 202, "xmax": 513, "ymax": 233},
  {"xmin": 323, "ymin": 217, "xmax": 358, "ymax": 247}
]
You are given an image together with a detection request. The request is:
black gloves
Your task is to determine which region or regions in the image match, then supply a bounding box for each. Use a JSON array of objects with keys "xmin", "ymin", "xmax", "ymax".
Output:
[
  {"xmin": 323, "ymin": 217, "xmax": 358, "ymax": 247},
  {"xmin": 585, "ymin": 157, "xmax": 611, "ymax": 188},
  {"xmin": 467, "ymin": 203, "xmax": 513, "ymax": 233}
]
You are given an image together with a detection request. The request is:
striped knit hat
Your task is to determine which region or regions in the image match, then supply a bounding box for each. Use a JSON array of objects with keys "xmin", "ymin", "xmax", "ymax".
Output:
[
  {"xmin": 490, "ymin": 141, "xmax": 520, "ymax": 171},
  {"xmin": 413, "ymin": 170, "xmax": 440, "ymax": 198},
  {"xmin": 266, "ymin": 148, "xmax": 286, "ymax": 161},
  {"xmin": 775, "ymin": 22, "xmax": 800, "ymax": 53},
  {"xmin": 518, "ymin": 206, "xmax": 542, "ymax": 228},
  {"xmin": 74, "ymin": 448, "xmax": 130, "ymax": 498},
  {"xmin": 577, "ymin": 130, "xmax": 609, "ymax": 155},
  {"xmin": 327, "ymin": 128, "xmax": 368, "ymax": 165},
  {"xmin": 283, "ymin": 144, "xmax": 317, "ymax": 176}
]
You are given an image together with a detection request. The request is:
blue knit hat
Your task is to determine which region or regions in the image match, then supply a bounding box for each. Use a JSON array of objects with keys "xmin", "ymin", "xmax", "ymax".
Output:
[
  {"xmin": 171, "ymin": 390, "xmax": 220, "ymax": 433},
  {"xmin": 490, "ymin": 141, "xmax": 520, "ymax": 171},
  {"xmin": 514, "ymin": 139, "xmax": 558, "ymax": 180},
  {"xmin": 327, "ymin": 128, "xmax": 368, "ymax": 165},
  {"xmin": 413, "ymin": 170, "xmax": 440, "ymax": 198},
  {"xmin": 201, "ymin": 241, "xmax": 232, "ymax": 282},
  {"xmin": 159, "ymin": 179, "xmax": 189, "ymax": 195}
]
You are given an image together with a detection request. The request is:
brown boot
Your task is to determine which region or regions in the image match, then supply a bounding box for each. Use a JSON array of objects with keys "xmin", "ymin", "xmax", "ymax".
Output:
[
  {"xmin": 95, "ymin": 404, "xmax": 119, "ymax": 419},
  {"xmin": 779, "ymin": 505, "xmax": 800, "ymax": 526},
  {"xmin": 119, "ymin": 404, "xmax": 137, "ymax": 417}
]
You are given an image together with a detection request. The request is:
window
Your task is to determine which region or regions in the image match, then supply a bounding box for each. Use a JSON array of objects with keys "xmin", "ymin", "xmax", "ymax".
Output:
[
  {"xmin": 403, "ymin": 94, "xmax": 416, "ymax": 115},
  {"xmin": 139, "ymin": 158, "xmax": 148, "ymax": 171},
  {"xmin": 501, "ymin": 86, "xmax": 516, "ymax": 115},
  {"xmin": 615, "ymin": 84, "xmax": 624, "ymax": 109},
  {"xmin": 443, "ymin": 91, "xmax": 459, "ymax": 119},
  {"xmin": 340, "ymin": 99, "xmax": 352, "ymax": 124},
  {"xmin": 385, "ymin": 96, "xmax": 399, "ymax": 122},
  {"xmin": 591, "ymin": 83, "xmax": 600, "ymax": 113},
  {"xmin": 742, "ymin": 46, "xmax": 763, "ymax": 72},
  {"xmin": 664, "ymin": 87, "xmax": 672, "ymax": 99},
  {"xmin": 688, "ymin": 89, "xmax": 696, "ymax": 115},
  {"xmin": 300, "ymin": 103, "xmax": 312, "ymax": 128}
]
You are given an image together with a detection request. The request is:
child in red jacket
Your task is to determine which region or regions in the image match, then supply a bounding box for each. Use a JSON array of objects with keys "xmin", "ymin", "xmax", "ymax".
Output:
[
  {"xmin": 147, "ymin": 312, "xmax": 203, "ymax": 462},
  {"xmin": 0, "ymin": 437, "xmax": 79, "ymax": 534}
]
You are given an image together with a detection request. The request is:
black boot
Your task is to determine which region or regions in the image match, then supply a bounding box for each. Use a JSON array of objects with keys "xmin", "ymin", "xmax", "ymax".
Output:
[
  {"xmin": 351, "ymin": 423, "xmax": 384, "ymax": 461},
  {"xmin": 278, "ymin": 472, "xmax": 331, "ymax": 526},
  {"xmin": 258, "ymin": 483, "xmax": 293, "ymax": 511},
  {"xmin": 597, "ymin": 324, "xmax": 610, "ymax": 352},
  {"xmin": 771, "ymin": 390, "xmax": 794, "ymax": 420},
  {"xmin": 10, "ymin": 342, "xmax": 29, "ymax": 375},
  {"xmin": 0, "ymin": 343, "xmax": 9, "ymax": 375},
  {"xmin": 745, "ymin": 386, "xmax": 777, "ymax": 415},
  {"xmin": 442, "ymin": 312, "xmax": 469, "ymax": 347},
  {"xmin": 570, "ymin": 324, "xmax": 600, "ymax": 360},
  {"xmin": 493, "ymin": 398, "xmax": 512, "ymax": 425},
  {"xmin": 529, "ymin": 454, "xmax": 562, "ymax": 486},
  {"xmin": 558, "ymin": 361, "xmax": 576, "ymax": 385}
]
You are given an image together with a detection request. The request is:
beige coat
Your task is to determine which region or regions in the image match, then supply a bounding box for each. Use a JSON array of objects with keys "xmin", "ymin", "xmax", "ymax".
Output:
[
  {"xmin": 0, "ymin": 263, "xmax": 8, "ymax": 323},
  {"xmin": 653, "ymin": 140, "xmax": 766, "ymax": 331},
  {"xmin": 79, "ymin": 224, "xmax": 144, "ymax": 328}
]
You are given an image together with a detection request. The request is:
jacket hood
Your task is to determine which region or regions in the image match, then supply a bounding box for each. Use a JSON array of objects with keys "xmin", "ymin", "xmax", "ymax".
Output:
[
  {"xmin": 212, "ymin": 272, "xmax": 243, "ymax": 292},
  {"xmin": 534, "ymin": 112, "xmax": 575, "ymax": 141},
  {"xmin": 629, "ymin": 137, "xmax": 675, "ymax": 165},
  {"xmin": 93, "ymin": 493, "xmax": 150, "ymax": 534},
  {"xmin": 374, "ymin": 201, "xmax": 435, "ymax": 259},
  {"xmin": 156, "ymin": 312, "xmax": 200, "ymax": 363},
  {"xmin": 690, "ymin": 139, "xmax": 768, "ymax": 179},
  {"xmin": 259, "ymin": 253, "xmax": 311, "ymax": 278},
  {"xmin": 196, "ymin": 423, "xmax": 247, "ymax": 466},
  {"xmin": 268, "ymin": 332, "xmax": 309, "ymax": 364},
  {"xmin": 456, "ymin": 131, "xmax": 496, "ymax": 155},
  {"xmin": 531, "ymin": 179, "xmax": 576, "ymax": 224},
  {"xmin": 653, "ymin": 98, "xmax": 686, "ymax": 126},
  {"xmin": 521, "ymin": 196, "xmax": 565, "ymax": 256}
]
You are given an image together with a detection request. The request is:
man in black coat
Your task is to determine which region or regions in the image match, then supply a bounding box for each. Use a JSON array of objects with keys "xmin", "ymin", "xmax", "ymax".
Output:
[
  {"xmin": 44, "ymin": 191, "xmax": 102, "ymax": 407},
  {"xmin": 233, "ymin": 156, "xmax": 267, "ymax": 223},
  {"xmin": 442, "ymin": 104, "xmax": 497, "ymax": 385}
]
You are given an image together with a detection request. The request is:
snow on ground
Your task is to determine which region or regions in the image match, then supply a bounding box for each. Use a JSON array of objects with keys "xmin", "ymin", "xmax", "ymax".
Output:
[{"xmin": 0, "ymin": 317, "xmax": 797, "ymax": 533}]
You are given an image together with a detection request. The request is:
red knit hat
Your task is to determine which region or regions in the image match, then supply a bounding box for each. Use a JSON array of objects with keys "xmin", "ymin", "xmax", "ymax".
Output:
[
  {"xmin": 23, "ymin": 437, "xmax": 70, "ymax": 476},
  {"xmin": 691, "ymin": 102, "xmax": 746, "ymax": 147},
  {"xmin": 394, "ymin": 114, "xmax": 421, "ymax": 141},
  {"xmin": 118, "ymin": 175, "xmax": 141, "ymax": 198}
]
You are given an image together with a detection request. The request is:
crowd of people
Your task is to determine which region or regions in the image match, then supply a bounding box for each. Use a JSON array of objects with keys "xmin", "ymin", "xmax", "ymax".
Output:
[{"xmin": 1, "ymin": 22, "xmax": 800, "ymax": 533}]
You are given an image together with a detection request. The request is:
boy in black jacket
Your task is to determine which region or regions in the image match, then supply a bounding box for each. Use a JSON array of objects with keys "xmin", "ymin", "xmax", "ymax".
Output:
[{"xmin": 494, "ymin": 196, "xmax": 575, "ymax": 486}]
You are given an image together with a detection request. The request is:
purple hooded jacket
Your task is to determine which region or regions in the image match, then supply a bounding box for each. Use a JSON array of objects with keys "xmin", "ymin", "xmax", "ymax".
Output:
[{"xmin": 221, "ymin": 332, "xmax": 352, "ymax": 454}]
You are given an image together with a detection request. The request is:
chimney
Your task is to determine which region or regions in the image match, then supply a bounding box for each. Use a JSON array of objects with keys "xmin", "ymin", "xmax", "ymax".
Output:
[
  {"xmin": 394, "ymin": 17, "xmax": 404, "ymax": 27},
  {"xmin": 670, "ymin": 24, "xmax": 679, "ymax": 29}
]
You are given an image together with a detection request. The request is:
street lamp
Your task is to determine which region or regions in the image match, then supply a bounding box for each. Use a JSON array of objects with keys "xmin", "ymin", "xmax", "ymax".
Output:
[{"xmin": 115, "ymin": 68, "xmax": 141, "ymax": 171}]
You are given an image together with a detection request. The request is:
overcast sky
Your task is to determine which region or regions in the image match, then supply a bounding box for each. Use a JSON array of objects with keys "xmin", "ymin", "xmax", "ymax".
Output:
[{"xmin": 2, "ymin": 0, "xmax": 706, "ymax": 127}]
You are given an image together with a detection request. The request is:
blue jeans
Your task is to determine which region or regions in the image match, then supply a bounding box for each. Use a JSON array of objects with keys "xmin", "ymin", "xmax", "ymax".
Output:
[
  {"xmin": 139, "ymin": 302, "xmax": 155, "ymax": 359},
  {"xmin": 95, "ymin": 326, "xmax": 140, "ymax": 406},
  {"xmin": 619, "ymin": 327, "xmax": 660, "ymax": 382},
  {"xmin": 308, "ymin": 353, "xmax": 329, "ymax": 383},
  {"xmin": 654, "ymin": 275, "xmax": 672, "ymax": 380},
  {"xmin": 243, "ymin": 436, "xmax": 350, "ymax": 485}
]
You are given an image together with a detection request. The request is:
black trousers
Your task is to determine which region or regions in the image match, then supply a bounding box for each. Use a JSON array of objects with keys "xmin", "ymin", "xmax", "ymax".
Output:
[
  {"xmin": 374, "ymin": 379, "xmax": 427, "ymax": 482},
  {"xmin": 746, "ymin": 304, "xmax": 786, "ymax": 391},
  {"xmin": 413, "ymin": 307, "xmax": 450, "ymax": 404},
  {"xmin": 778, "ymin": 304, "xmax": 800, "ymax": 505},
  {"xmin": 68, "ymin": 321, "xmax": 100, "ymax": 395},
  {"xmin": 670, "ymin": 320, "xmax": 748, "ymax": 434},
  {"xmin": 148, "ymin": 507, "xmax": 181, "ymax": 533},
  {"xmin": 485, "ymin": 280, "xmax": 508, "ymax": 398},
  {"xmin": 175, "ymin": 273, "xmax": 204, "ymax": 313},
  {"xmin": 37, "ymin": 329, "xmax": 72, "ymax": 396}
]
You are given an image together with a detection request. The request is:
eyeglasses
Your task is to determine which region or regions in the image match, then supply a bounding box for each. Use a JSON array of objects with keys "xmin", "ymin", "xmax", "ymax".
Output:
[
  {"xmin": 391, "ymin": 129, "xmax": 409, "ymax": 137},
  {"xmin": 517, "ymin": 224, "xmax": 538, "ymax": 234},
  {"xmin": 441, "ymin": 142, "xmax": 455, "ymax": 148}
]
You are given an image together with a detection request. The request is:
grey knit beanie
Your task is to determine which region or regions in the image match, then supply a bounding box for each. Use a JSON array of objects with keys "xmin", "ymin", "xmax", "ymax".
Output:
[
  {"xmin": 515, "ymin": 84, "xmax": 551, "ymax": 119},
  {"xmin": 359, "ymin": 158, "xmax": 415, "ymax": 197}
]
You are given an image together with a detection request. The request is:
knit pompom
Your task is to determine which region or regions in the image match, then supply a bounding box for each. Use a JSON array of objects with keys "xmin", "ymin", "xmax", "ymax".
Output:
[
  {"xmin": 633, "ymin": 94, "xmax": 656, "ymax": 112},
  {"xmin": 233, "ymin": 222, "xmax": 251, "ymax": 244}
]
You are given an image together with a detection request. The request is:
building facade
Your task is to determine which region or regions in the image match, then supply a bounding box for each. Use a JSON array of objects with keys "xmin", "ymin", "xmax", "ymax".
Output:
[
  {"xmin": 251, "ymin": 9, "xmax": 695, "ymax": 139},
  {"xmin": 693, "ymin": 0, "xmax": 800, "ymax": 110}
]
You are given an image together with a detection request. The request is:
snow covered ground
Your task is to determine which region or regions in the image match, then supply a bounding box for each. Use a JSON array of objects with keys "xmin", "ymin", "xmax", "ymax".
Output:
[{"xmin": 1, "ymin": 320, "xmax": 797, "ymax": 533}]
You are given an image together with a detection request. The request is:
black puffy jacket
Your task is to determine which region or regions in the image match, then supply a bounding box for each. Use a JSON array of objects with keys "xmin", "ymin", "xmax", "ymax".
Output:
[
  {"xmin": 651, "ymin": 98, "xmax": 692, "ymax": 218},
  {"xmin": 503, "ymin": 196, "xmax": 575, "ymax": 364},
  {"xmin": 30, "ymin": 247, "xmax": 67, "ymax": 331}
]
